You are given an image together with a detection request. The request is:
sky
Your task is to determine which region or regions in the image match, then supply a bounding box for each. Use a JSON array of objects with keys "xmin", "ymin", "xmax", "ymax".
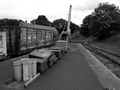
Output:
[{"xmin": 0, "ymin": 0, "xmax": 120, "ymax": 25}]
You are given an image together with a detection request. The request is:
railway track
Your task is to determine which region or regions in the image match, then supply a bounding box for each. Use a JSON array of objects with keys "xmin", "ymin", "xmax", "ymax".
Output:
[{"xmin": 80, "ymin": 42, "xmax": 120, "ymax": 65}]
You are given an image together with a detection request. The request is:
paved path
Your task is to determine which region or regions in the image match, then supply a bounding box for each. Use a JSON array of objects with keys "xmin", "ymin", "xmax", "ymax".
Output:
[{"xmin": 0, "ymin": 43, "xmax": 104, "ymax": 90}]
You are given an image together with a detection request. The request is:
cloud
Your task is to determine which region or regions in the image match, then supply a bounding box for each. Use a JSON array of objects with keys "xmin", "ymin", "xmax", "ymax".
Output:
[
  {"xmin": 74, "ymin": 0, "xmax": 100, "ymax": 11},
  {"xmin": 0, "ymin": 0, "xmax": 120, "ymax": 25},
  {"xmin": 72, "ymin": 0, "xmax": 120, "ymax": 24},
  {"xmin": 74, "ymin": 0, "xmax": 120, "ymax": 11},
  {"xmin": 71, "ymin": 10, "xmax": 93, "ymax": 25}
]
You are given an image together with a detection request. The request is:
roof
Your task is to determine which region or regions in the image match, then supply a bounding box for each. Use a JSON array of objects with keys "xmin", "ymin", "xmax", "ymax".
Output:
[{"xmin": 19, "ymin": 22, "xmax": 58, "ymax": 33}]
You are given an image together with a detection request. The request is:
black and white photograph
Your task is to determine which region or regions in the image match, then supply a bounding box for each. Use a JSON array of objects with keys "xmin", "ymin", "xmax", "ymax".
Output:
[{"xmin": 0, "ymin": 0, "xmax": 120, "ymax": 90}]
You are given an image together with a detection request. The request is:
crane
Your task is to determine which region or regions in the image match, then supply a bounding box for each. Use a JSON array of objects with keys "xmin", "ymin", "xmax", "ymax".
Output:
[
  {"xmin": 59, "ymin": 5, "xmax": 72, "ymax": 43},
  {"xmin": 56, "ymin": 5, "xmax": 72, "ymax": 52}
]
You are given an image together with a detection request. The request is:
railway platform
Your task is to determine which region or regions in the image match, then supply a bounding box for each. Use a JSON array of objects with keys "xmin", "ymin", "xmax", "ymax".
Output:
[{"xmin": 0, "ymin": 43, "xmax": 114, "ymax": 90}]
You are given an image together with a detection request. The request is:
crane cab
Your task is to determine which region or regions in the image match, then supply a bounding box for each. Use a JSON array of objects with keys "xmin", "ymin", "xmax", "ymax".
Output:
[{"xmin": 56, "ymin": 31, "xmax": 70, "ymax": 52}]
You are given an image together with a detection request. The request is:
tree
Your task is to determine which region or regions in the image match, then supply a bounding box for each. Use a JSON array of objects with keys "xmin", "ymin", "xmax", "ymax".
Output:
[
  {"xmin": 90, "ymin": 2, "xmax": 120, "ymax": 39},
  {"xmin": 53, "ymin": 18, "xmax": 80, "ymax": 34},
  {"xmin": 0, "ymin": 18, "xmax": 20, "ymax": 26},
  {"xmin": 53, "ymin": 19, "xmax": 67, "ymax": 34},
  {"xmin": 80, "ymin": 2, "xmax": 120, "ymax": 39},
  {"xmin": 31, "ymin": 15, "xmax": 52, "ymax": 26},
  {"xmin": 70, "ymin": 22, "xmax": 80, "ymax": 34},
  {"xmin": 80, "ymin": 14, "xmax": 93, "ymax": 37}
]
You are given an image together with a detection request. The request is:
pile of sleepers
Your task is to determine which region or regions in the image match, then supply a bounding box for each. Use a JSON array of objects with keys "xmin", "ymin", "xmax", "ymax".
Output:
[{"xmin": 29, "ymin": 46, "xmax": 64, "ymax": 73}]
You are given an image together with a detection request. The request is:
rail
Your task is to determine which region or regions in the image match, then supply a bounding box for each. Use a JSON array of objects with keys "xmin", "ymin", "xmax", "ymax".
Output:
[{"xmin": 80, "ymin": 41, "xmax": 120, "ymax": 65}]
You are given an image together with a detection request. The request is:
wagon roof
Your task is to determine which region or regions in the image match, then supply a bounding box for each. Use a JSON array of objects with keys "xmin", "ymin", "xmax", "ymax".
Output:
[{"xmin": 19, "ymin": 22, "xmax": 58, "ymax": 33}]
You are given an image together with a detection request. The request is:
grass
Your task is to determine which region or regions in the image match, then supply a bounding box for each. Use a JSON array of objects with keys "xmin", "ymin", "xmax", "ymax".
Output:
[{"xmin": 80, "ymin": 34, "xmax": 120, "ymax": 55}]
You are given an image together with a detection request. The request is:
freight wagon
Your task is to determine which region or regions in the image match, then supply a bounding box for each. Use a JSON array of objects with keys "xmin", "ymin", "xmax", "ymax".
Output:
[{"xmin": 0, "ymin": 21, "xmax": 58, "ymax": 60}]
